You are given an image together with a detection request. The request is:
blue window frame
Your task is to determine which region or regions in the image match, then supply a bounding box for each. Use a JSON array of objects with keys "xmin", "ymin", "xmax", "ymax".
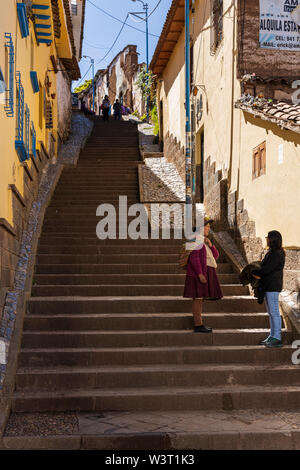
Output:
[
  {"xmin": 17, "ymin": 3, "xmax": 29, "ymax": 38},
  {"xmin": 30, "ymin": 71, "xmax": 39, "ymax": 93},
  {"xmin": 25, "ymin": 104, "xmax": 30, "ymax": 159},
  {"xmin": 4, "ymin": 33, "xmax": 14, "ymax": 117},
  {"xmin": 31, "ymin": 121, "xmax": 36, "ymax": 158},
  {"xmin": 15, "ymin": 71, "xmax": 28, "ymax": 162}
]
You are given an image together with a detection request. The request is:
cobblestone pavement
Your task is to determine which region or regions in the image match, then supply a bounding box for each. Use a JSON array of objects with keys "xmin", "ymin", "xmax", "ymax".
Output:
[
  {"xmin": 141, "ymin": 158, "xmax": 185, "ymax": 202},
  {"xmin": 5, "ymin": 410, "xmax": 300, "ymax": 436}
]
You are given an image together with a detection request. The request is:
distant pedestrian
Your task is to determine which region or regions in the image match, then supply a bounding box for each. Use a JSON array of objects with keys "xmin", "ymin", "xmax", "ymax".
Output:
[
  {"xmin": 252, "ymin": 230, "xmax": 285, "ymax": 348},
  {"xmin": 113, "ymin": 99, "xmax": 122, "ymax": 120},
  {"xmin": 102, "ymin": 95, "xmax": 110, "ymax": 122},
  {"xmin": 81, "ymin": 101, "xmax": 87, "ymax": 116},
  {"xmin": 182, "ymin": 218, "xmax": 223, "ymax": 333}
]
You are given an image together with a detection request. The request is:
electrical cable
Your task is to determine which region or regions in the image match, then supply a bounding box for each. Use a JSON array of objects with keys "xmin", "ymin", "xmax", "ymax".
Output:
[
  {"xmin": 87, "ymin": 0, "xmax": 159, "ymax": 37},
  {"xmin": 95, "ymin": 14, "xmax": 129, "ymax": 65},
  {"xmin": 74, "ymin": 63, "xmax": 92, "ymax": 89},
  {"xmin": 147, "ymin": 0, "xmax": 162, "ymax": 19},
  {"xmin": 129, "ymin": 0, "xmax": 162, "ymax": 24}
]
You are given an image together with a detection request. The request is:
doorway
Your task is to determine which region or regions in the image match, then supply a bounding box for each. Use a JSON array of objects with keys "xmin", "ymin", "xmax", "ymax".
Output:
[{"xmin": 196, "ymin": 127, "xmax": 204, "ymax": 203}]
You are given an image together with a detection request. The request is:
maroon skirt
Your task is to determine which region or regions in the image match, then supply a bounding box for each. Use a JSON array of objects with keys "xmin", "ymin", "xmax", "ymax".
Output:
[{"xmin": 183, "ymin": 266, "xmax": 223, "ymax": 300}]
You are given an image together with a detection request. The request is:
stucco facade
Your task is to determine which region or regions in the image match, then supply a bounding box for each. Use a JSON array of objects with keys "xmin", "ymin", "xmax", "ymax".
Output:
[
  {"xmin": 151, "ymin": 0, "xmax": 300, "ymax": 279},
  {"xmin": 80, "ymin": 45, "xmax": 140, "ymax": 115},
  {"xmin": 0, "ymin": 0, "xmax": 84, "ymax": 324}
]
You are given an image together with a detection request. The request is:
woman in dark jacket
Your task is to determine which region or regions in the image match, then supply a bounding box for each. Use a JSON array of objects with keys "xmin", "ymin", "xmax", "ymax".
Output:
[{"xmin": 252, "ymin": 230, "xmax": 285, "ymax": 348}]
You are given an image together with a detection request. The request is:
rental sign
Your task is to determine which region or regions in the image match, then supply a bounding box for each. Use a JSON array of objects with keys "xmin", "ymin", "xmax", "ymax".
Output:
[{"xmin": 259, "ymin": 0, "xmax": 300, "ymax": 50}]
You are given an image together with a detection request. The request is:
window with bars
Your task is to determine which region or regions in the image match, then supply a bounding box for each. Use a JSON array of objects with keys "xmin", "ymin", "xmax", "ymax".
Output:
[
  {"xmin": 15, "ymin": 71, "xmax": 28, "ymax": 162},
  {"xmin": 252, "ymin": 142, "xmax": 266, "ymax": 179},
  {"xmin": 4, "ymin": 33, "xmax": 14, "ymax": 117},
  {"xmin": 31, "ymin": 121, "xmax": 36, "ymax": 158},
  {"xmin": 45, "ymin": 100, "xmax": 53, "ymax": 129},
  {"xmin": 211, "ymin": 0, "xmax": 223, "ymax": 52}
]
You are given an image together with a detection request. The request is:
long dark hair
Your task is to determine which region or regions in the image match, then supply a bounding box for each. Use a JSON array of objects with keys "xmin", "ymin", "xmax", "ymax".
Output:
[{"xmin": 267, "ymin": 230, "xmax": 285, "ymax": 255}]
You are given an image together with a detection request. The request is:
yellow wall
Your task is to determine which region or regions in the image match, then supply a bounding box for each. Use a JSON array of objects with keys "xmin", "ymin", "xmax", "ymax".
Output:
[
  {"xmin": 157, "ymin": 0, "xmax": 300, "ymax": 247},
  {"xmin": 0, "ymin": 1, "xmax": 63, "ymax": 225}
]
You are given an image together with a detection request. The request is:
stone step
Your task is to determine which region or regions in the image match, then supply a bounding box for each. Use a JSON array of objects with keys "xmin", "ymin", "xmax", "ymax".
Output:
[
  {"xmin": 23, "ymin": 312, "xmax": 271, "ymax": 331},
  {"xmin": 36, "ymin": 245, "xmax": 195, "ymax": 255},
  {"xmin": 26, "ymin": 296, "xmax": 266, "ymax": 314},
  {"xmin": 11, "ymin": 384, "xmax": 300, "ymax": 412},
  {"xmin": 38, "ymin": 237, "xmax": 184, "ymax": 246},
  {"xmin": 33, "ymin": 273, "xmax": 238, "ymax": 285},
  {"xmin": 4, "ymin": 409, "xmax": 300, "ymax": 450},
  {"xmin": 15, "ymin": 363, "xmax": 300, "ymax": 392},
  {"xmin": 31, "ymin": 284, "xmax": 248, "ymax": 297},
  {"xmin": 18, "ymin": 345, "xmax": 293, "ymax": 368},
  {"xmin": 34, "ymin": 264, "xmax": 188, "ymax": 275},
  {"xmin": 20, "ymin": 329, "xmax": 291, "ymax": 349},
  {"xmin": 35, "ymin": 254, "xmax": 208, "ymax": 265}
]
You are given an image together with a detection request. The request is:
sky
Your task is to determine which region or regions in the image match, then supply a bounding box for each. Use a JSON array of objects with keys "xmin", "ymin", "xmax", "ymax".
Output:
[{"xmin": 72, "ymin": 0, "xmax": 172, "ymax": 91}]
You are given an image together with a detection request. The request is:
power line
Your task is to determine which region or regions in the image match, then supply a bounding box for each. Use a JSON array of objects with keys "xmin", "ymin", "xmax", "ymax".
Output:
[
  {"xmin": 87, "ymin": 0, "xmax": 159, "ymax": 38},
  {"xmin": 84, "ymin": 39, "xmax": 109, "ymax": 49},
  {"xmin": 148, "ymin": 0, "xmax": 163, "ymax": 19},
  {"xmin": 95, "ymin": 14, "xmax": 129, "ymax": 65},
  {"xmin": 74, "ymin": 64, "xmax": 92, "ymax": 89}
]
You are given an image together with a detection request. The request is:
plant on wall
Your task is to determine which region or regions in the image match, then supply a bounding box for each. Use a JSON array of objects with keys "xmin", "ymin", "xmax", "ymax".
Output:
[
  {"xmin": 74, "ymin": 79, "xmax": 92, "ymax": 94},
  {"xmin": 135, "ymin": 65, "xmax": 154, "ymax": 102}
]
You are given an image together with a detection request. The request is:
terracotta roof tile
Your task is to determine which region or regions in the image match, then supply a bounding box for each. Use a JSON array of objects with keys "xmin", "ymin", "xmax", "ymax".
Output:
[{"xmin": 235, "ymin": 97, "xmax": 300, "ymax": 134}]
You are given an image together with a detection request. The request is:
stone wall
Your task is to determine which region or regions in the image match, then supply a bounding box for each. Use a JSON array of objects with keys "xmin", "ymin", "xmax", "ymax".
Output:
[
  {"xmin": 237, "ymin": 0, "xmax": 300, "ymax": 80},
  {"xmin": 56, "ymin": 64, "xmax": 72, "ymax": 141},
  {"xmin": 163, "ymin": 131, "xmax": 185, "ymax": 182},
  {"xmin": 203, "ymin": 156, "xmax": 228, "ymax": 232}
]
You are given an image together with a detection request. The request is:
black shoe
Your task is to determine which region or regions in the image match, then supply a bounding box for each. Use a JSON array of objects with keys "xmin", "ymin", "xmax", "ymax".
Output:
[
  {"xmin": 259, "ymin": 336, "xmax": 271, "ymax": 345},
  {"xmin": 194, "ymin": 325, "xmax": 212, "ymax": 333},
  {"xmin": 264, "ymin": 337, "xmax": 283, "ymax": 348}
]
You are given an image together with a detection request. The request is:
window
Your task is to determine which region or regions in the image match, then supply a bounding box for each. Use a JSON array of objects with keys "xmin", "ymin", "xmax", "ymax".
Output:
[
  {"xmin": 211, "ymin": 0, "xmax": 223, "ymax": 52},
  {"xmin": 17, "ymin": 2, "xmax": 29, "ymax": 38},
  {"xmin": 71, "ymin": 0, "xmax": 77, "ymax": 16},
  {"xmin": 31, "ymin": 121, "xmax": 36, "ymax": 158},
  {"xmin": 4, "ymin": 33, "xmax": 14, "ymax": 117},
  {"xmin": 252, "ymin": 142, "xmax": 266, "ymax": 179},
  {"xmin": 45, "ymin": 100, "xmax": 53, "ymax": 129},
  {"xmin": 25, "ymin": 104, "xmax": 30, "ymax": 159},
  {"xmin": 15, "ymin": 71, "xmax": 28, "ymax": 162},
  {"xmin": 39, "ymin": 83, "xmax": 43, "ymax": 129}
]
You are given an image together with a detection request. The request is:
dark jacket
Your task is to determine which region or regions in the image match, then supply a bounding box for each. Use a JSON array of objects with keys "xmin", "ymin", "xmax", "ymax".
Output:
[
  {"xmin": 239, "ymin": 262, "xmax": 265, "ymax": 304},
  {"xmin": 252, "ymin": 249, "xmax": 285, "ymax": 292}
]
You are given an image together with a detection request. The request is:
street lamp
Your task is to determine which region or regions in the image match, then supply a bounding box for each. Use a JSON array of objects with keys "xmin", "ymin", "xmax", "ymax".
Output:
[
  {"xmin": 131, "ymin": 0, "xmax": 149, "ymax": 121},
  {"xmin": 83, "ymin": 55, "xmax": 95, "ymax": 113}
]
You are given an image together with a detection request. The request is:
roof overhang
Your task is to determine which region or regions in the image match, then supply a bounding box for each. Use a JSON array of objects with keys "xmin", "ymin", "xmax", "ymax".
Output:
[{"xmin": 150, "ymin": 0, "xmax": 187, "ymax": 76}]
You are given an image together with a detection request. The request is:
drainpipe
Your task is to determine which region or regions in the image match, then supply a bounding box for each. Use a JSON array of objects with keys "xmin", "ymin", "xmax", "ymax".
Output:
[{"xmin": 185, "ymin": 0, "xmax": 192, "ymax": 217}]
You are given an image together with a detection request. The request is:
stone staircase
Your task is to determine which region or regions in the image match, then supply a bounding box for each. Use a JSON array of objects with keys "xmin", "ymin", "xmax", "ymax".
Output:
[{"xmin": 3, "ymin": 118, "xmax": 300, "ymax": 450}]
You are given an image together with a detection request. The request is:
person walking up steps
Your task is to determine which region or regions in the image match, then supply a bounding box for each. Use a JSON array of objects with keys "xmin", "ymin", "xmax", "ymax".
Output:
[
  {"xmin": 113, "ymin": 99, "xmax": 122, "ymax": 120},
  {"xmin": 252, "ymin": 230, "xmax": 286, "ymax": 348},
  {"xmin": 102, "ymin": 95, "xmax": 110, "ymax": 122},
  {"xmin": 183, "ymin": 217, "xmax": 223, "ymax": 333}
]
